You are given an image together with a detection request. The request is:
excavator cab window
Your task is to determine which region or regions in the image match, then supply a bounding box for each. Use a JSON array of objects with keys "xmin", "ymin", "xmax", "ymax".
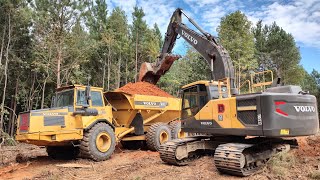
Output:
[
  {"xmin": 209, "ymin": 85, "xmax": 228, "ymax": 99},
  {"xmin": 181, "ymin": 84, "xmax": 209, "ymax": 119},
  {"xmin": 199, "ymin": 84, "xmax": 208, "ymax": 108}
]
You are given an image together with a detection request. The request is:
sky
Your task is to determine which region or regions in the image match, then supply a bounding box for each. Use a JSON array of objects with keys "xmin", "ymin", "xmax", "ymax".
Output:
[{"xmin": 106, "ymin": 0, "xmax": 320, "ymax": 73}]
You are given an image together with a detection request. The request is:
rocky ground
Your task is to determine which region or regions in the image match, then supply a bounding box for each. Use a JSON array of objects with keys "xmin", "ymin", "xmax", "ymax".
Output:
[{"xmin": 1, "ymin": 136, "xmax": 320, "ymax": 180}]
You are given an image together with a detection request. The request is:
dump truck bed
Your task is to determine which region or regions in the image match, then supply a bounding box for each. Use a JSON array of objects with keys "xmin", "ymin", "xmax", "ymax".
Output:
[{"xmin": 104, "ymin": 91, "xmax": 181, "ymax": 127}]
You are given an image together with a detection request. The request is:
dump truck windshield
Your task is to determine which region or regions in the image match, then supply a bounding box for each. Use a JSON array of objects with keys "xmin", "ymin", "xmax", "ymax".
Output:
[{"xmin": 54, "ymin": 90, "xmax": 74, "ymax": 107}]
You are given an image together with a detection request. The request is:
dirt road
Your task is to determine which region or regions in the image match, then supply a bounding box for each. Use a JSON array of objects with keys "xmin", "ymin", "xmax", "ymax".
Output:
[{"xmin": 1, "ymin": 136, "xmax": 320, "ymax": 180}]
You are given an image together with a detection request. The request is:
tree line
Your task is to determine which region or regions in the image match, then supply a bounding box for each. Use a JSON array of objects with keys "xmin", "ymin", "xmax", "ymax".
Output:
[
  {"xmin": 0, "ymin": 1, "xmax": 319, "ymax": 136},
  {"xmin": 0, "ymin": 0, "xmax": 162, "ymax": 135}
]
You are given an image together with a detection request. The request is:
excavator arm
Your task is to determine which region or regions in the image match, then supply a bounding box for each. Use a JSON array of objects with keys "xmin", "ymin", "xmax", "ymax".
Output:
[{"xmin": 139, "ymin": 8, "xmax": 235, "ymax": 88}]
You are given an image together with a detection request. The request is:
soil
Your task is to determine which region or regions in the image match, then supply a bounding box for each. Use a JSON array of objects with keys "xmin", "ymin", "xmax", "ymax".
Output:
[
  {"xmin": 295, "ymin": 136, "xmax": 320, "ymax": 157},
  {"xmin": 1, "ymin": 136, "xmax": 320, "ymax": 180},
  {"xmin": 116, "ymin": 82, "xmax": 173, "ymax": 98}
]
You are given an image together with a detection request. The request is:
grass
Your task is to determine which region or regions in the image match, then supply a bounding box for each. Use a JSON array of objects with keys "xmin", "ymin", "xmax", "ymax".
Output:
[
  {"xmin": 0, "ymin": 130, "xmax": 17, "ymax": 146},
  {"xmin": 309, "ymin": 171, "xmax": 320, "ymax": 179},
  {"xmin": 267, "ymin": 152, "xmax": 296, "ymax": 177}
]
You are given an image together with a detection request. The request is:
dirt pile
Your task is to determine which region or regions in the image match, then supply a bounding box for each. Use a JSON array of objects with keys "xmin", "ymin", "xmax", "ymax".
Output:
[
  {"xmin": 116, "ymin": 82, "xmax": 173, "ymax": 98},
  {"xmin": 295, "ymin": 136, "xmax": 320, "ymax": 157}
]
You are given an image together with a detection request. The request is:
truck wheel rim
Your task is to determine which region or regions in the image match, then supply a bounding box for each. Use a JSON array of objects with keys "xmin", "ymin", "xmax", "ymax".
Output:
[
  {"xmin": 178, "ymin": 129, "xmax": 186, "ymax": 139},
  {"xmin": 96, "ymin": 132, "xmax": 111, "ymax": 152},
  {"xmin": 159, "ymin": 131, "xmax": 169, "ymax": 144}
]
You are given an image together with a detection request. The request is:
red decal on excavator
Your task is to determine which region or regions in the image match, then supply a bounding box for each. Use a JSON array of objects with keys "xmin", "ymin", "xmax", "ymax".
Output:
[
  {"xmin": 275, "ymin": 101, "xmax": 286, "ymax": 106},
  {"xmin": 275, "ymin": 101, "xmax": 288, "ymax": 116},
  {"xmin": 218, "ymin": 104, "xmax": 225, "ymax": 113}
]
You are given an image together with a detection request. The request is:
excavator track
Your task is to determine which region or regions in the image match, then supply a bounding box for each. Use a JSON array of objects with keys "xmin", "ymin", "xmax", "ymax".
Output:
[
  {"xmin": 160, "ymin": 136, "xmax": 213, "ymax": 166},
  {"xmin": 161, "ymin": 136, "xmax": 294, "ymax": 177},
  {"xmin": 214, "ymin": 143, "xmax": 258, "ymax": 176},
  {"xmin": 214, "ymin": 142, "xmax": 291, "ymax": 176}
]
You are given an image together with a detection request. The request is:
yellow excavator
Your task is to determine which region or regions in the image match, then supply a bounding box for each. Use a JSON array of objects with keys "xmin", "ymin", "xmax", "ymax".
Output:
[{"xmin": 139, "ymin": 8, "xmax": 319, "ymax": 176}]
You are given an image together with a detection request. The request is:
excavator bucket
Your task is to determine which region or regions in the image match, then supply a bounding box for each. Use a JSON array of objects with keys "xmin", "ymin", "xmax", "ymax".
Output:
[{"xmin": 138, "ymin": 54, "xmax": 180, "ymax": 84}]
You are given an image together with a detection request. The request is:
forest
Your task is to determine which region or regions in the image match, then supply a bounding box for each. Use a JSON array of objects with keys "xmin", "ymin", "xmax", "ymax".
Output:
[{"xmin": 0, "ymin": 0, "xmax": 319, "ymax": 137}]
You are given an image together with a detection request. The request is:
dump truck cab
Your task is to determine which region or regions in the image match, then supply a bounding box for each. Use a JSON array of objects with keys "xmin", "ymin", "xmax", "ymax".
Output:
[{"xmin": 16, "ymin": 85, "xmax": 113, "ymax": 146}]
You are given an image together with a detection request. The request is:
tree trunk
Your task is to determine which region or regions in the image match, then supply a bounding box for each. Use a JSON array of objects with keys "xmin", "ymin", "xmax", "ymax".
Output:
[
  {"xmin": 237, "ymin": 53, "xmax": 241, "ymax": 93},
  {"xmin": 0, "ymin": 24, "xmax": 6, "ymax": 66},
  {"xmin": 102, "ymin": 54, "xmax": 106, "ymax": 90},
  {"xmin": 125, "ymin": 54, "xmax": 128, "ymax": 84},
  {"xmin": 107, "ymin": 44, "xmax": 111, "ymax": 91},
  {"xmin": 41, "ymin": 74, "xmax": 49, "ymax": 109},
  {"xmin": 10, "ymin": 78, "xmax": 18, "ymax": 136},
  {"xmin": 57, "ymin": 48, "xmax": 62, "ymax": 88},
  {"xmin": 135, "ymin": 31, "xmax": 139, "ymax": 82},
  {"xmin": 56, "ymin": 2, "xmax": 64, "ymax": 88},
  {"xmin": 117, "ymin": 50, "xmax": 121, "ymax": 88},
  {"xmin": 0, "ymin": 14, "xmax": 11, "ymax": 131},
  {"xmin": 28, "ymin": 73, "xmax": 36, "ymax": 111}
]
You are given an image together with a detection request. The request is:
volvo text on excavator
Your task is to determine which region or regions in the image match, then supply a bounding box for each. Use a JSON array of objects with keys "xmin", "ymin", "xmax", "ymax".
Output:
[{"xmin": 139, "ymin": 8, "xmax": 319, "ymax": 176}]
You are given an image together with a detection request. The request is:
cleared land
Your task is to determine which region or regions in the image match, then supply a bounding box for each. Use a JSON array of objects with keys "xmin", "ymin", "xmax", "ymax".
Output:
[{"xmin": 1, "ymin": 135, "xmax": 320, "ymax": 180}]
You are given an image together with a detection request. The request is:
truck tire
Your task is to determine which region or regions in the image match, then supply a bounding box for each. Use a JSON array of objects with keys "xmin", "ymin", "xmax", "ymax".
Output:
[
  {"xmin": 80, "ymin": 122, "xmax": 116, "ymax": 161},
  {"xmin": 169, "ymin": 121, "xmax": 187, "ymax": 139},
  {"xmin": 146, "ymin": 123, "xmax": 172, "ymax": 151},
  {"xmin": 121, "ymin": 140, "xmax": 146, "ymax": 150},
  {"xmin": 46, "ymin": 146, "xmax": 79, "ymax": 160}
]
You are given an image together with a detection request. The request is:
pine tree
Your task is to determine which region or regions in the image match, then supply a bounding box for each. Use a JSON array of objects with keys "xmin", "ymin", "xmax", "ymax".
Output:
[
  {"xmin": 253, "ymin": 21, "xmax": 302, "ymax": 85},
  {"xmin": 131, "ymin": 6, "xmax": 147, "ymax": 82},
  {"xmin": 217, "ymin": 11, "xmax": 257, "ymax": 90}
]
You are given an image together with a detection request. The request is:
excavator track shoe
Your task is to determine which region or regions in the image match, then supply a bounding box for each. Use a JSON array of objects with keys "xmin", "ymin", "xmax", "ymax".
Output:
[
  {"xmin": 159, "ymin": 136, "xmax": 212, "ymax": 166},
  {"xmin": 214, "ymin": 142, "xmax": 291, "ymax": 176}
]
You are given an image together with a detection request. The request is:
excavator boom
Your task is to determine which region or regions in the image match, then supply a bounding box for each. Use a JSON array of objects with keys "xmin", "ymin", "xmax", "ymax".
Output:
[{"xmin": 138, "ymin": 8, "xmax": 235, "ymax": 87}]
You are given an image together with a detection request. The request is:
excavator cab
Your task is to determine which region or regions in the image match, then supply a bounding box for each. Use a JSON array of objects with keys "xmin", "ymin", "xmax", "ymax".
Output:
[{"xmin": 181, "ymin": 80, "xmax": 229, "ymax": 119}]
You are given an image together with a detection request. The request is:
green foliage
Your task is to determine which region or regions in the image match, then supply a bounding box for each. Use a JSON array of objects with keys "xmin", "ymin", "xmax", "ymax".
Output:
[
  {"xmin": 217, "ymin": 11, "xmax": 257, "ymax": 88},
  {"xmin": 159, "ymin": 48, "xmax": 210, "ymax": 96},
  {"xmin": 153, "ymin": 23, "xmax": 163, "ymax": 49},
  {"xmin": 253, "ymin": 21, "xmax": 302, "ymax": 85},
  {"xmin": 0, "ymin": 2, "xmax": 318, "ymax": 136},
  {"xmin": 308, "ymin": 70, "xmax": 320, "ymax": 116},
  {"xmin": 0, "ymin": 129, "xmax": 17, "ymax": 146}
]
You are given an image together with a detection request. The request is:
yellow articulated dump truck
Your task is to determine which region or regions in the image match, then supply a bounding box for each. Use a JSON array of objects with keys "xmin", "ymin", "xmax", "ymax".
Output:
[{"xmin": 16, "ymin": 84, "xmax": 182, "ymax": 161}]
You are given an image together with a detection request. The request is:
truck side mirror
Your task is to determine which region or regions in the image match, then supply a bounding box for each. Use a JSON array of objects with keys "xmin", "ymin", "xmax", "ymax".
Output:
[
  {"xmin": 85, "ymin": 86, "xmax": 91, "ymax": 100},
  {"xmin": 84, "ymin": 86, "xmax": 91, "ymax": 108},
  {"xmin": 177, "ymin": 90, "xmax": 183, "ymax": 98}
]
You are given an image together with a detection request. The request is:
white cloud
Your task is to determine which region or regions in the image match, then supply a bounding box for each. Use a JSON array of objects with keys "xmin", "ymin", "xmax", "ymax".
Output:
[
  {"xmin": 138, "ymin": 0, "xmax": 177, "ymax": 33},
  {"xmin": 105, "ymin": 0, "xmax": 320, "ymax": 50},
  {"xmin": 107, "ymin": 0, "xmax": 176, "ymax": 34},
  {"xmin": 248, "ymin": 0, "xmax": 320, "ymax": 49},
  {"xmin": 183, "ymin": 0, "xmax": 320, "ymax": 49}
]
